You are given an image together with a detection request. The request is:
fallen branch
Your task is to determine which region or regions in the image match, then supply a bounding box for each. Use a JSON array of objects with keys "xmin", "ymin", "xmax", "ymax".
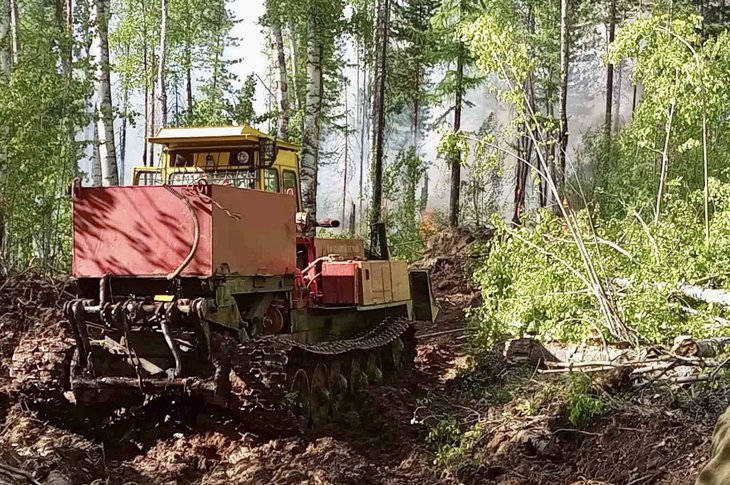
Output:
[
  {"xmin": 419, "ymin": 328, "xmax": 466, "ymax": 339},
  {"xmin": 671, "ymin": 335, "xmax": 730, "ymax": 358},
  {"xmin": 0, "ymin": 463, "xmax": 42, "ymax": 485},
  {"xmin": 611, "ymin": 277, "xmax": 730, "ymax": 308},
  {"xmin": 679, "ymin": 306, "xmax": 730, "ymax": 327}
]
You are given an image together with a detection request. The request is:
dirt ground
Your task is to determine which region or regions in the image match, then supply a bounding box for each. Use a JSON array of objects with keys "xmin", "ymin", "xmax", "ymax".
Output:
[{"xmin": 0, "ymin": 245, "xmax": 724, "ymax": 484}]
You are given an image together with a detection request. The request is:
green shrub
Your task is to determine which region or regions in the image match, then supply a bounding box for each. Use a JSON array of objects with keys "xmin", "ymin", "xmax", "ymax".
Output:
[{"xmin": 567, "ymin": 374, "xmax": 605, "ymax": 426}]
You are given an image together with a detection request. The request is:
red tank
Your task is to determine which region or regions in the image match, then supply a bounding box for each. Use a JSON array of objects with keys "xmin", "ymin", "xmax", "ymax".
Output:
[{"xmin": 72, "ymin": 182, "xmax": 297, "ymax": 278}]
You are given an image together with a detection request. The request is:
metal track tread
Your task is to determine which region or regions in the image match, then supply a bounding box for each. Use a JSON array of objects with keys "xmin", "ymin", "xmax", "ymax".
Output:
[{"xmin": 228, "ymin": 317, "xmax": 415, "ymax": 433}]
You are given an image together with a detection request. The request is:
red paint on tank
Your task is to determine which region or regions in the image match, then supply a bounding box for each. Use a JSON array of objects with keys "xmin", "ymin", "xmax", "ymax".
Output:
[
  {"xmin": 320, "ymin": 262, "xmax": 361, "ymax": 306},
  {"xmin": 72, "ymin": 184, "xmax": 296, "ymax": 278}
]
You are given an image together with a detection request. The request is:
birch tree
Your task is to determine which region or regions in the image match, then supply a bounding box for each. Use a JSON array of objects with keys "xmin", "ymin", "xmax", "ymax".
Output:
[
  {"xmin": 266, "ymin": 0, "xmax": 290, "ymax": 140},
  {"xmin": 91, "ymin": 0, "xmax": 119, "ymax": 186},
  {"xmin": 300, "ymin": 11, "xmax": 323, "ymax": 230},
  {"xmin": 557, "ymin": 0, "xmax": 569, "ymax": 198},
  {"xmin": 0, "ymin": 0, "xmax": 11, "ymax": 251},
  {"xmin": 157, "ymin": 0, "xmax": 168, "ymax": 128}
]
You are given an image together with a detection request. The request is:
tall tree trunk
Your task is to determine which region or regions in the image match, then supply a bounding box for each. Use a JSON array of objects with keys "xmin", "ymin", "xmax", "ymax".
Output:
[
  {"xmin": 157, "ymin": 0, "xmax": 168, "ymax": 128},
  {"xmin": 300, "ymin": 13, "xmax": 322, "ymax": 233},
  {"xmin": 557, "ymin": 0, "xmax": 570, "ymax": 200},
  {"xmin": 0, "ymin": 0, "xmax": 10, "ymax": 78},
  {"xmin": 147, "ymin": 66, "xmax": 156, "ymax": 164},
  {"xmin": 92, "ymin": 0, "xmax": 119, "ymax": 186},
  {"xmin": 342, "ymin": 83, "xmax": 349, "ymax": 225},
  {"xmin": 288, "ymin": 21, "xmax": 301, "ymax": 114},
  {"xmin": 186, "ymin": 60, "xmax": 193, "ymax": 119},
  {"xmin": 605, "ymin": 0, "xmax": 616, "ymax": 138},
  {"xmin": 613, "ymin": 60, "xmax": 622, "ymax": 133},
  {"xmin": 120, "ymin": 84, "xmax": 129, "ymax": 183},
  {"xmin": 8, "ymin": 0, "xmax": 18, "ymax": 64},
  {"xmin": 271, "ymin": 13, "xmax": 290, "ymax": 140},
  {"xmin": 358, "ymin": 57, "xmax": 369, "ymax": 232},
  {"xmin": 369, "ymin": 0, "xmax": 390, "ymax": 225},
  {"xmin": 91, "ymin": 120, "xmax": 102, "ymax": 186},
  {"xmin": 449, "ymin": 44, "xmax": 464, "ymax": 227},
  {"xmin": 0, "ymin": 0, "xmax": 11, "ymax": 254}
]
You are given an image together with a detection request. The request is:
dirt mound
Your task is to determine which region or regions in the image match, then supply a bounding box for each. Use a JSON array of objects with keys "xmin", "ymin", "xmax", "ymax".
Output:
[
  {"xmin": 0, "ymin": 273, "xmax": 69, "ymax": 385},
  {"xmin": 415, "ymin": 226, "xmax": 490, "ymax": 305},
  {"xmin": 0, "ymin": 405, "xmax": 103, "ymax": 484},
  {"xmin": 421, "ymin": 226, "xmax": 492, "ymax": 262}
]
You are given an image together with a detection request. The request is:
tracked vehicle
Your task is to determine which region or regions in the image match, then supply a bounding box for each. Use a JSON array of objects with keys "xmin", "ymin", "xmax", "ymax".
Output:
[{"xmin": 11, "ymin": 126, "xmax": 437, "ymax": 430}]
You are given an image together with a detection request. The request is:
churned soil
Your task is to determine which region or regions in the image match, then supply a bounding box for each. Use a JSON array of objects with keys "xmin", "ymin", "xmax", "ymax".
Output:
[{"xmin": 0, "ymin": 253, "xmax": 723, "ymax": 485}]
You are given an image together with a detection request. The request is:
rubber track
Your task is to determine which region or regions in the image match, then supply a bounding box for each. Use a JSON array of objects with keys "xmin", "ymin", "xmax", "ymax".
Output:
[{"xmin": 227, "ymin": 317, "xmax": 415, "ymax": 433}]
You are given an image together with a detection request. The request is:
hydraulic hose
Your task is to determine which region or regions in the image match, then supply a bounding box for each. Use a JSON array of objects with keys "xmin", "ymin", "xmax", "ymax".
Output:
[{"xmin": 164, "ymin": 184, "xmax": 200, "ymax": 280}]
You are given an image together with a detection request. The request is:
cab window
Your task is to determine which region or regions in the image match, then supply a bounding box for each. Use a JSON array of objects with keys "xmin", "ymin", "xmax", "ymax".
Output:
[
  {"xmin": 264, "ymin": 168, "xmax": 279, "ymax": 193},
  {"xmin": 283, "ymin": 170, "xmax": 298, "ymax": 197}
]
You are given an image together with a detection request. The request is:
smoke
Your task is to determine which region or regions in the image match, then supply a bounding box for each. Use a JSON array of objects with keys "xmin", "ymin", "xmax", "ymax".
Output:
[{"xmin": 316, "ymin": 50, "xmax": 638, "ymax": 226}]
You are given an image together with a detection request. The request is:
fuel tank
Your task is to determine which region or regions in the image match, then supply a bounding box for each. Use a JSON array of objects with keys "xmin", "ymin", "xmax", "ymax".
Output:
[{"xmin": 72, "ymin": 182, "xmax": 297, "ymax": 278}]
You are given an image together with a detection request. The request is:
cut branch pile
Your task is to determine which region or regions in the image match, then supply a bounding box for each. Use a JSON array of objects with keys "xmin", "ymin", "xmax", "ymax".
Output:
[{"xmin": 500, "ymin": 337, "xmax": 730, "ymax": 389}]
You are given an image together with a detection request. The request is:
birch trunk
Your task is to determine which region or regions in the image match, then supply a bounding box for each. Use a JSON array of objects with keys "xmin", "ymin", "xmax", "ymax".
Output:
[
  {"xmin": 300, "ymin": 14, "xmax": 322, "ymax": 233},
  {"xmin": 271, "ymin": 16, "xmax": 290, "ymax": 140},
  {"xmin": 369, "ymin": 0, "xmax": 389, "ymax": 225},
  {"xmin": 91, "ymin": 120, "xmax": 102, "ymax": 186},
  {"xmin": 0, "ymin": 0, "xmax": 11, "ymax": 254},
  {"xmin": 557, "ymin": 0, "xmax": 569, "ymax": 198},
  {"xmin": 91, "ymin": 0, "xmax": 119, "ymax": 186},
  {"xmin": 157, "ymin": 0, "xmax": 168, "ymax": 128},
  {"xmin": 147, "ymin": 68, "xmax": 156, "ymax": 165},
  {"xmin": 288, "ymin": 21, "xmax": 300, "ymax": 114},
  {"xmin": 120, "ymin": 84, "xmax": 129, "ymax": 183},
  {"xmin": 0, "ymin": 0, "xmax": 10, "ymax": 82},
  {"xmin": 8, "ymin": 0, "xmax": 17, "ymax": 64}
]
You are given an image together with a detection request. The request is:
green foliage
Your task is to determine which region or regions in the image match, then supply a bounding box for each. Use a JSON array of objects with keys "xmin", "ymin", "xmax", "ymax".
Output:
[
  {"xmin": 0, "ymin": 0, "xmax": 91, "ymax": 270},
  {"xmin": 567, "ymin": 374, "xmax": 605, "ymax": 426},
  {"xmin": 412, "ymin": 395, "xmax": 485, "ymax": 468},
  {"xmin": 464, "ymin": 5, "xmax": 730, "ymax": 348},
  {"xmin": 598, "ymin": 7, "xmax": 730, "ymax": 214},
  {"xmin": 469, "ymin": 178, "xmax": 730, "ymax": 345},
  {"xmin": 460, "ymin": 115, "xmax": 504, "ymax": 227},
  {"xmin": 383, "ymin": 147, "xmax": 427, "ymax": 261}
]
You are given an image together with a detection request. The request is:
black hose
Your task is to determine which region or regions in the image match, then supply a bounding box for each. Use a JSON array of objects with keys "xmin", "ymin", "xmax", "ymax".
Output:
[{"xmin": 164, "ymin": 185, "xmax": 200, "ymax": 280}]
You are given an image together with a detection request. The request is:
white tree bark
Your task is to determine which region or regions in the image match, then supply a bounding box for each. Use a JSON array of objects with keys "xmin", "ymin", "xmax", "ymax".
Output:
[
  {"xmin": 288, "ymin": 21, "xmax": 299, "ymax": 113},
  {"xmin": 91, "ymin": 117, "xmax": 102, "ymax": 186},
  {"xmin": 557, "ymin": 0, "xmax": 569, "ymax": 199},
  {"xmin": 0, "ymin": 0, "xmax": 11, "ymax": 253},
  {"xmin": 91, "ymin": 0, "xmax": 119, "ymax": 186},
  {"xmin": 271, "ymin": 17, "xmax": 290, "ymax": 140},
  {"xmin": 0, "ymin": 0, "xmax": 10, "ymax": 84},
  {"xmin": 156, "ymin": 0, "xmax": 168, "ymax": 128},
  {"xmin": 300, "ymin": 14, "xmax": 322, "ymax": 233},
  {"xmin": 8, "ymin": 0, "xmax": 17, "ymax": 64}
]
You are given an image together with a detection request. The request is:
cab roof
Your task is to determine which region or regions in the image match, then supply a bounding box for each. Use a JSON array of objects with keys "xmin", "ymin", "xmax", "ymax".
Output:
[{"xmin": 148, "ymin": 125, "xmax": 299, "ymax": 150}]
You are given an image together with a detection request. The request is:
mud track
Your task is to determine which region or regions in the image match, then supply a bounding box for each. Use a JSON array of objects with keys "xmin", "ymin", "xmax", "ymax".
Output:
[{"xmin": 0, "ymin": 266, "xmax": 725, "ymax": 484}]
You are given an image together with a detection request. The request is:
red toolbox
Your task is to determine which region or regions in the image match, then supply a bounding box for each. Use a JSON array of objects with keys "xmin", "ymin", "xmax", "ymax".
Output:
[{"xmin": 320, "ymin": 262, "xmax": 360, "ymax": 306}]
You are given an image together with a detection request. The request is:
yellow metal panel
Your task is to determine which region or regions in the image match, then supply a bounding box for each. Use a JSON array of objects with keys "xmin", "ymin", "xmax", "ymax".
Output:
[
  {"xmin": 314, "ymin": 238, "xmax": 365, "ymax": 259},
  {"xmin": 148, "ymin": 125, "xmax": 300, "ymax": 150},
  {"xmin": 390, "ymin": 261, "xmax": 410, "ymax": 302},
  {"xmin": 358, "ymin": 261, "xmax": 394, "ymax": 305}
]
